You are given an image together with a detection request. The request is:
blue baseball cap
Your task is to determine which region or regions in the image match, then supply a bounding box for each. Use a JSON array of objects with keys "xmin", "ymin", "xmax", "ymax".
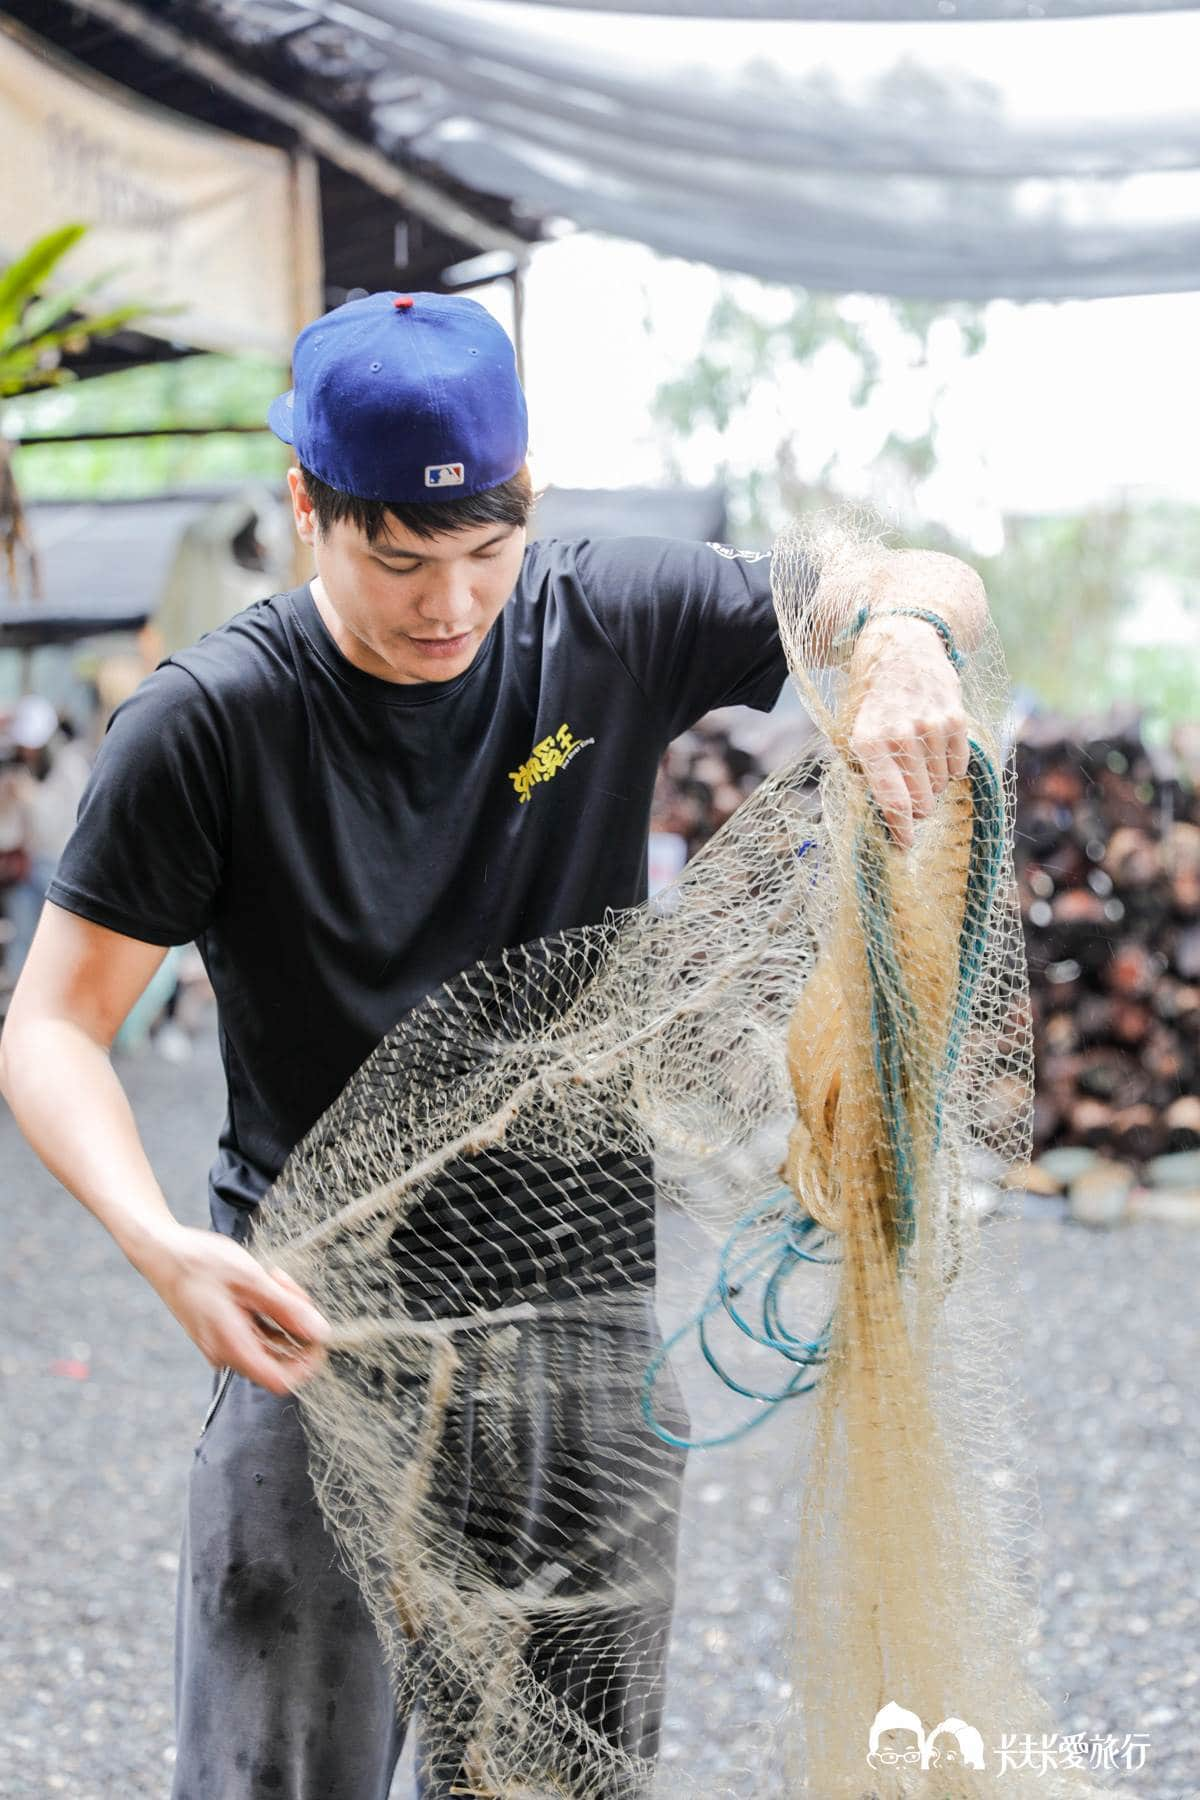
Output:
[{"xmin": 267, "ymin": 290, "xmax": 528, "ymax": 504}]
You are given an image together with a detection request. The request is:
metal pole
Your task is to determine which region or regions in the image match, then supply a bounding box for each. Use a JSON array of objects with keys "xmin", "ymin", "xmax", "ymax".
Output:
[
  {"xmin": 511, "ymin": 263, "xmax": 528, "ymax": 390},
  {"xmin": 288, "ymin": 148, "xmax": 324, "ymax": 588}
]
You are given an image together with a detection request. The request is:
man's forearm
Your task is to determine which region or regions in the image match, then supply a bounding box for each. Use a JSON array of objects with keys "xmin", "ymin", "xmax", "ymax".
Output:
[
  {"xmin": 804, "ymin": 545, "xmax": 990, "ymax": 668},
  {"xmin": 863, "ymin": 548, "xmax": 989, "ymax": 653},
  {"xmin": 0, "ymin": 1018, "xmax": 184, "ymax": 1281},
  {"xmin": 2, "ymin": 1015, "xmax": 331, "ymax": 1392}
]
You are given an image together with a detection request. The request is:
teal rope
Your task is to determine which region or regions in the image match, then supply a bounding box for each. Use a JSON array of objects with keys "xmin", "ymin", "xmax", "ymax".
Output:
[
  {"xmin": 641, "ymin": 737, "xmax": 1005, "ymax": 1449},
  {"xmin": 829, "ymin": 602, "xmax": 965, "ymax": 671},
  {"xmin": 641, "ymin": 1192, "xmax": 838, "ymax": 1451},
  {"xmin": 855, "ymin": 736, "xmax": 1006, "ymax": 1261}
]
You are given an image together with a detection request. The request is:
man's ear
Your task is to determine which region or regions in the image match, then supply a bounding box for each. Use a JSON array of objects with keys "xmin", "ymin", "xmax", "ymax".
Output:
[{"xmin": 287, "ymin": 467, "xmax": 318, "ymax": 547}]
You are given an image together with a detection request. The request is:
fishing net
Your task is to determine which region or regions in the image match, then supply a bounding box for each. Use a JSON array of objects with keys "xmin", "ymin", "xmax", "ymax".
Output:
[{"xmin": 251, "ymin": 511, "xmax": 1111, "ymax": 1798}]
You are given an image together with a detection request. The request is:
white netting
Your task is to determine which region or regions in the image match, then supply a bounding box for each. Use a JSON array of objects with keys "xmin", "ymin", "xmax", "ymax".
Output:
[{"xmin": 251, "ymin": 511, "xmax": 1112, "ymax": 1798}]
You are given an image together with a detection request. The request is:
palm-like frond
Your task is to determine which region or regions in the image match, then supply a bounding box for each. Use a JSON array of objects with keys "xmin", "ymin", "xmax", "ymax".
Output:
[{"xmin": 0, "ymin": 222, "xmax": 169, "ymax": 401}]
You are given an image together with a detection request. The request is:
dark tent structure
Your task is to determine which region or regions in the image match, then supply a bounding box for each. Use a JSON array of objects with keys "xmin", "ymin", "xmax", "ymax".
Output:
[
  {"xmin": 0, "ymin": 1, "xmax": 552, "ymax": 644},
  {"xmin": 7, "ymin": 0, "xmax": 1199, "ymax": 375},
  {"xmin": 14, "ymin": 0, "xmax": 1198, "ymax": 310},
  {"xmin": 1, "ymin": 0, "xmax": 548, "ymax": 380}
]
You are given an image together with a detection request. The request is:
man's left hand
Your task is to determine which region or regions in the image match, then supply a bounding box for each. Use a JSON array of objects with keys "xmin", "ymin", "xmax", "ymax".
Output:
[{"xmin": 846, "ymin": 612, "xmax": 971, "ymax": 852}]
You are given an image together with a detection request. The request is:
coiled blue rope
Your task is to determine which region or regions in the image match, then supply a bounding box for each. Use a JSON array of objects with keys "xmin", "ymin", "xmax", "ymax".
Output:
[
  {"xmin": 641, "ymin": 1192, "xmax": 839, "ymax": 1451},
  {"xmin": 641, "ymin": 736, "xmax": 1006, "ymax": 1449}
]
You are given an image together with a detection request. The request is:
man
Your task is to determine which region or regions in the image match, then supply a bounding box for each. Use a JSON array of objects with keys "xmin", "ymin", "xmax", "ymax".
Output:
[{"xmin": 0, "ymin": 291, "xmax": 985, "ymax": 1798}]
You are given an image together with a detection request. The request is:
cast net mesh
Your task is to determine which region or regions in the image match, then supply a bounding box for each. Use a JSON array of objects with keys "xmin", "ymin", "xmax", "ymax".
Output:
[{"xmin": 251, "ymin": 512, "xmax": 1110, "ymax": 1798}]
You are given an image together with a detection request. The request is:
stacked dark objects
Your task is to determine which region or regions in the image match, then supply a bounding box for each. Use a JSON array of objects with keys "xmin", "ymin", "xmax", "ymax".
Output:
[
  {"xmin": 655, "ymin": 706, "xmax": 1200, "ymax": 1166},
  {"xmin": 651, "ymin": 722, "xmax": 774, "ymax": 857},
  {"xmin": 1014, "ymin": 704, "xmax": 1200, "ymax": 1161}
]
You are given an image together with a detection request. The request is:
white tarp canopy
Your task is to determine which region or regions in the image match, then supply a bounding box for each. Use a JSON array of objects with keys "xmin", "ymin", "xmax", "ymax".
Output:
[
  {"xmin": 0, "ymin": 23, "xmax": 304, "ymax": 357},
  {"xmin": 7, "ymin": 0, "xmax": 1199, "ymax": 319},
  {"xmin": 467, "ymin": 0, "xmax": 1194, "ymax": 13},
  {"xmin": 336, "ymin": 0, "xmax": 1200, "ymax": 298}
]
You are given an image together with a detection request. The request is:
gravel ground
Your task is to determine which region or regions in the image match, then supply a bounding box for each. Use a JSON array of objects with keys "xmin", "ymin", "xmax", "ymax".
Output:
[{"xmin": 1, "ymin": 1024, "xmax": 1196, "ymax": 1799}]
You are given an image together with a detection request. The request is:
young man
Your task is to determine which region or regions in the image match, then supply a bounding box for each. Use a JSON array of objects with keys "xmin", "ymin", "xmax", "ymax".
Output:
[{"xmin": 0, "ymin": 291, "xmax": 984, "ymax": 1798}]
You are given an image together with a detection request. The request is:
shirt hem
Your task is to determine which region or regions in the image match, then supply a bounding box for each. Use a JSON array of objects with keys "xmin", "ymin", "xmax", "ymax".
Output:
[{"xmin": 44, "ymin": 878, "xmax": 194, "ymax": 949}]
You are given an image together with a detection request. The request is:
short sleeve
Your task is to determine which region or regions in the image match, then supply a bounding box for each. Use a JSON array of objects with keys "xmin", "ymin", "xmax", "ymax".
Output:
[
  {"xmin": 571, "ymin": 537, "xmax": 796, "ymax": 741},
  {"xmin": 47, "ymin": 661, "xmax": 228, "ymax": 946}
]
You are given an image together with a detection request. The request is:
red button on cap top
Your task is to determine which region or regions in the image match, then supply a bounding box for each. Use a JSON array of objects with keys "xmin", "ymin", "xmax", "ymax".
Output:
[{"xmin": 393, "ymin": 295, "xmax": 414, "ymax": 310}]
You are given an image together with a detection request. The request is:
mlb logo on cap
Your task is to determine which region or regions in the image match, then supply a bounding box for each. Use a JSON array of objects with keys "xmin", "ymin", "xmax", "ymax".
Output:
[{"xmin": 425, "ymin": 463, "xmax": 465, "ymax": 488}]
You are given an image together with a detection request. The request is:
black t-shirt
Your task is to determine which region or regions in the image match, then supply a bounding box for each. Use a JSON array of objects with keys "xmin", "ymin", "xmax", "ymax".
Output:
[{"xmin": 49, "ymin": 535, "xmax": 789, "ymax": 1224}]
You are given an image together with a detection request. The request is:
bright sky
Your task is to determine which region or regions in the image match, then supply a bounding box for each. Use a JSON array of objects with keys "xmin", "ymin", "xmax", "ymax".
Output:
[
  {"xmin": 453, "ymin": 2, "xmax": 1200, "ymax": 554},
  {"xmin": 475, "ymin": 231, "xmax": 1200, "ymax": 557}
]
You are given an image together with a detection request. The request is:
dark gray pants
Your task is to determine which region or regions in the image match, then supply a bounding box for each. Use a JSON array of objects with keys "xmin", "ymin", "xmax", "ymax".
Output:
[{"xmin": 172, "ymin": 1203, "xmax": 687, "ymax": 1800}]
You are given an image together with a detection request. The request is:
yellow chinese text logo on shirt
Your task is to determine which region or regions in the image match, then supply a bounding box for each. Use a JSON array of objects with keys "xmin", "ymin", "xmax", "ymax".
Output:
[{"xmin": 509, "ymin": 722, "xmax": 595, "ymax": 805}]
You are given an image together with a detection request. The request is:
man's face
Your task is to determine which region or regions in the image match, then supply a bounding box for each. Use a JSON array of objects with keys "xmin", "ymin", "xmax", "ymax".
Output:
[{"xmin": 289, "ymin": 469, "xmax": 526, "ymax": 684}]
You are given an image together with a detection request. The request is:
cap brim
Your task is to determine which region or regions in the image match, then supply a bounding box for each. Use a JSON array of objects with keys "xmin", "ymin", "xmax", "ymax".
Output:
[{"xmin": 267, "ymin": 390, "xmax": 296, "ymax": 444}]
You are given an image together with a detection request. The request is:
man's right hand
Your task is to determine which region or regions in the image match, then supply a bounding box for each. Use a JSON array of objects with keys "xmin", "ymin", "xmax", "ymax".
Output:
[
  {"xmin": 142, "ymin": 1224, "xmax": 332, "ymax": 1396},
  {"xmin": 0, "ymin": 905, "xmax": 332, "ymax": 1399}
]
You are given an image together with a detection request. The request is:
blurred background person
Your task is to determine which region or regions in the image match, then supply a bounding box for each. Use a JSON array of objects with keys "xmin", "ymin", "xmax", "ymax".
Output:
[{"xmin": 2, "ymin": 694, "xmax": 90, "ymax": 982}]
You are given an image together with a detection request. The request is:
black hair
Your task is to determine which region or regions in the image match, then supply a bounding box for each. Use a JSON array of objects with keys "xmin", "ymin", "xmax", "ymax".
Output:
[{"xmin": 298, "ymin": 461, "xmax": 535, "ymax": 544}]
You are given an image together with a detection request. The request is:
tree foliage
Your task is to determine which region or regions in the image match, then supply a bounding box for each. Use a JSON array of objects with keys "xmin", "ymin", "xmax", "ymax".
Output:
[
  {"xmin": 650, "ymin": 281, "xmax": 1200, "ymax": 724},
  {"xmin": 651, "ymin": 282, "xmax": 987, "ymax": 544},
  {"xmin": 2, "ymin": 353, "xmax": 287, "ymax": 500}
]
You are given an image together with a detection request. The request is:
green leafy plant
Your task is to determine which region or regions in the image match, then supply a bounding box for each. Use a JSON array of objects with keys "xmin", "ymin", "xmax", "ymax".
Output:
[{"xmin": 0, "ymin": 221, "xmax": 166, "ymax": 399}]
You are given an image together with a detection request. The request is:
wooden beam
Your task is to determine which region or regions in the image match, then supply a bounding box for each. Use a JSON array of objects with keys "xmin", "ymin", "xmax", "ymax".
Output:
[
  {"xmin": 289, "ymin": 146, "xmax": 325, "ymax": 330},
  {"xmin": 61, "ymin": 0, "xmax": 531, "ymax": 261}
]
